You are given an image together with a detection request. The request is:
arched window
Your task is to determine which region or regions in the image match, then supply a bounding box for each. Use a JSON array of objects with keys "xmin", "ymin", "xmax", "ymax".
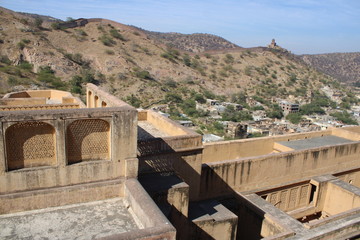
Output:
[
  {"xmin": 94, "ymin": 95, "xmax": 99, "ymax": 108},
  {"xmin": 66, "ymin": 119, "xmax": 110, "ymax": 164},
  {"xmin": 87, "ymin": 91, "xmax": 92, "ymax": 108},
  {"xmin": 6, "ymin": 122, "xmax": 56, "ymax": 170}
]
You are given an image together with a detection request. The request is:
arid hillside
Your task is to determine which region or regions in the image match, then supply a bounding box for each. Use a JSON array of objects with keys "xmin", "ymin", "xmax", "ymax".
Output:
[
  {"xmin": 300, "ymin": 52, "xmax": 360, "ymax": 85},
  {"xmin": 0, "ymin": 7, "xmax": 347, "ymax": 109},
  {"xmin": 138, "ymin": 30, "xmax": 241, "ymax": 53}
]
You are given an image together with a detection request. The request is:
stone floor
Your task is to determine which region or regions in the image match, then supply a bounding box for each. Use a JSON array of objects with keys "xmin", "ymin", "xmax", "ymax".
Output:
[{"xmin": 0, "ymin": 198, "xmax": 140, "ymax": 240}]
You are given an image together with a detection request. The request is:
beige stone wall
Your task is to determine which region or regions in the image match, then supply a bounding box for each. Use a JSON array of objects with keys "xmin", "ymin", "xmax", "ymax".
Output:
[
  {"xmin": 0, "ymin": 107, "xmax": 137, "ymax": 196},
  {"xmin": 2, "ymin": 90, "xmax": 84, "ymax": 107},
  {"xmin": 86, "ymin": 83, "xmax": 129, "ymax": 108},
  {"xmin": 123, "ymin": 179, "xmax": 176, "ymax": 240},
  {"xmin": 0, "ymin": 179, "xmax": 124, "ymax": 214},
  {"xmin": 203, "ymin": 129, "xmax": 333, "ymax": 163},
  {"xmin": 323, "ymin": 180, "xmax": 360, "ymax": 215},
  {"xmin": 236, "ymin": 193, "xmax": 297, "ymax": 239},
  {"xmin": 335, "ymin": 170, "xmax": 360, "ymax": 188},
  {"xmin": 0, "ymin": 98, "xmax": 46, "ymax": 106},
  {"xmin": 146, "ymin": 110, "xmax": 189, "ymax": 136},
  {"xmin": 203, "ymin": 138, "xmax": 275, "ymax": 163},
  {"xmin": 138, "ymin": 110, "xmax": 148, "ymax": 121},
  {"xmin": 259, "ymin": 183, "xmax": 312, "ymax": 212},
  {"xmin": 193, "ymin": 218, "xmax": 238, "ymax": 240},
  {"xmin": 200, "ymin": 142, "xmax": 360, "ymax": 199},
  {"xmin": 4, "ymin": 90, "xmax": 71, "ymax": 101},
  {"xmin": 332, "ymin": 127, "xmax": 360, "ymax": 141}
]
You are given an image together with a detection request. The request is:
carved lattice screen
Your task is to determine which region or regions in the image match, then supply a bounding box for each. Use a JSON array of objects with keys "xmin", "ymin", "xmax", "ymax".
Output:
[
  {"xmin": 6, "ymin": 121, "xmax": 56, "ymax": 170},
  {"xmin": 66, "ymin": 119, "xmax": 110, "ymax": 164}
]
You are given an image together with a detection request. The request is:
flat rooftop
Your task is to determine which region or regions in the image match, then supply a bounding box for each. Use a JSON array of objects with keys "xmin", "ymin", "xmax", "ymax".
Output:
[
  {"xmin": 277, "ymin": 135, "xmax": 355, "ymax": 151},
  {"xmin": 138, "ymin": 121, "xmax": 169, "ymax": 140},
  {"xmin": 0, "ymin": 198, "xmax": 140, "ymax": 240}
]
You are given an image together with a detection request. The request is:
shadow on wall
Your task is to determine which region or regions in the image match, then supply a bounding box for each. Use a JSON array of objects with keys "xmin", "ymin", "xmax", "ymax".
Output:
[{"xmin": 137, "ymin": 135, "xmax": 264, "ymax": 239}]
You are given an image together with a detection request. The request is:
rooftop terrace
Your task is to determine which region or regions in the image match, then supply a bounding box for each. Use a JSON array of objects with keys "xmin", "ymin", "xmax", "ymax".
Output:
[
  {"xmin": 277, "ymin": 135, "xmax": 355, "ymax": 151},
  {"xmin": 0, "ymin": 198, "xmax": 140, "ymax": 240}
]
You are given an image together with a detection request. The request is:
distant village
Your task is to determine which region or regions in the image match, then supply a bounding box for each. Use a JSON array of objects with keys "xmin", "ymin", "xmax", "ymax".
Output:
[{"xmin": 150, "ymin": 85, "xmax": 360, "ymax": 142}]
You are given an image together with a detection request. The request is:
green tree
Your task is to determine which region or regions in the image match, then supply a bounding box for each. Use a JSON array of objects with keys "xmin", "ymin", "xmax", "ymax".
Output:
[
  {"xmin": 300, "ymin": 103, "xmax": 325, "ymax": 115},
  {"xmin": 183, "ymin": 54, "xmax": 191, "ymax": 67},
  {"xmin": 330, "ymin": 112, "xmax": 358, "ymax": 125},
  {"xmin": 165, "ymin": 93, "xmax": 183, "ymax": 103},
  {"xmin": 286, "ymin": 113, "xmax": 303, "ymax": 124},
  {"xmin": 222, "ymin": 105, "xmax": 253, "ymax": 122},
  {"xmin": 266, "ymin": 104, "xmax": 283, "ymax": 119},
  {"xmin": 125, "ymin": 94, "xmax": 142, "ymax": 108},
  {"xmin": 34, "ymin": 17, "xmax": 43, "ymax": 29}
]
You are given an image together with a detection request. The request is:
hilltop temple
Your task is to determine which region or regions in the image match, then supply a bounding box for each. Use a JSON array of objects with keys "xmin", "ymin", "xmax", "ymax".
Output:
[{"xmin": 0, "ymin": 84, "xmax": 359, "ymax": 239}]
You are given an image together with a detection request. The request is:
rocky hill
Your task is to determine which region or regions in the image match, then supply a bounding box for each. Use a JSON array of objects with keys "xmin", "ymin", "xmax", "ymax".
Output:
[
  {"xmin": 137, "ymin": 30, "xmax": 241, "ymax": 53},
  {"xmin": 0, "ymin": 7, "xmax": 350, "ymax": 111},
  {"xmin": 300, "ymin": 52, "xmax": 360, "ymax": 85}
]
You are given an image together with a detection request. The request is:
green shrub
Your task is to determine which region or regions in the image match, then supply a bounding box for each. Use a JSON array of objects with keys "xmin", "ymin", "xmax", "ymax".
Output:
[
  {"xmin": 224, "ymin": 54, "xmax": 234, "ymax": 64},
  {"xmin": 19, "ymin": 61, "xmax": 33, "ymax": 71},
  {"xmin": 74, "ymin": 29, "xmax": 87, "ymax": 36},
  {"xmin": 203, "ymin": 90, "xmax": 215, "ymax": 99},
  {"xmin": 51, "ymin": 22, "xmax": 61, "ymax": 30},
  {"xmin": 34, "ymin": 17, "xmax": 43, "ymax": 29},
  {"xmin": 204, "ymin": 53, "xmax": 211, "ymax": 59},
  {"xmin": 17, "ymin": 40, "xmax": 27, "ymax": 50},
  {"xmin": 165, "ymin": 93, "xmax": 183, "ymax": 103},
  {"xmin": 183, "ymin": 54, "xmax": 191, "ymax": 66},
  {"xmin": 194, "ymin": 93, "xmax": 206, "ymax": 104},
  {"xmin": 20, "ymin": 18, "xmax": 29, "ymax": 25},
  {"xmin": 97, "ymin": 25, "xmax": 105, "ymax": 32},
  {"xmin": 109, "ymin": 29, "xmax": 126, "ymax": 41},
  {"xmin": 37, "ymin": 66, "xmax": 65, "ymax": 89},
  {"xmin": 99, "ymin": 35, "xmax": 115, "ymax": 46},
  {"xmin": 161, "ymin": 48, "xmax": 180, "ymax": 63},
  {"xmin": 244, "ymin": 66, "xmax": 252, "ymax": 76},
  {"xmin": 0, "ymin": 55, "xmax": 11, "ymax": 65},
  {"xmin": 222, "ymin": 105, "xmax": 253, "ymax": 122},
  {"xmin": 64, "ymin": 53, "xmax": 90, "ymax": 67},
  {"xmin": 286, "ymin": 113, "xmax": 303, "ymax": 124},
  {"xmin": 266, "ymin": 104, "xmax": 283, "ymax": 119},
  {"xmin": 300, "ymin": 103, "xmax": 325, "ymax": 115},
  {"xmin": 7, "ymin": 76, "xmax": 19, "ymax": 86},
  {"xmin": 133, "ymin": 67, "xmax": 152, "ymax": 80},
  {"xmin": 125, "ymin": 95, "xmax": 142, "ymax": 108},
  {"xmin": 105, "ymin": 49, "xmax": 115, "ymax": 55},
  {"xmin": 164, "ymin": 79, "xmax": 177, "ymax": 88},
  {"xmin": 330, "ymin": 111, "xmax": 358, "ymax": 125}
]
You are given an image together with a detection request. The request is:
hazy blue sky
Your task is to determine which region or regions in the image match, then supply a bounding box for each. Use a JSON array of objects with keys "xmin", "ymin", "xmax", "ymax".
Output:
[{"xmin": 1, "ymin": 0, "xmax": 359, "ymax": 54}]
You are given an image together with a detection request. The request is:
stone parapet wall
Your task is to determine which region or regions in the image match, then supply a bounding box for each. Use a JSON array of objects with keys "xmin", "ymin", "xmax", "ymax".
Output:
[
  {"xmin": 123, "ymin": 179, "xmax": 176, "ymax": 240},
  {"xmin": 87, "ymin": 83, "xmax": 129, "ymax": 108},
  {"xmin": 200, "ymin": 142, "xmax": 360, "ymax": 199},
  {"xmin": 0, "ymin": 106, "xmax": 137, "ymax": 194},
  {"xmin": 203, "ymin": 129, "xmax": 333, "ymax": 163},
  {"xmin": 0, "ymin": 178, "xmax": 124, "ymax": 214},
  {"xmin": 2, "ymin": 90, "xmax": 85, "ymax": 108}
]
